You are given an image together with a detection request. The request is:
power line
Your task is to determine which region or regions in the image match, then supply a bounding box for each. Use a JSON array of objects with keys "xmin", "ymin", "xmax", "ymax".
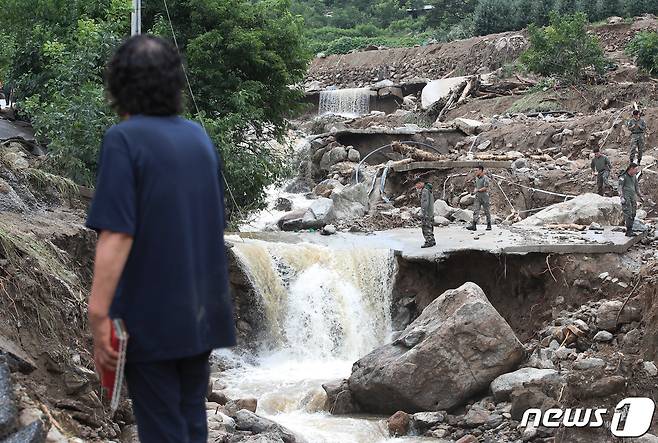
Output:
[{"xmin": 161, "ymin": 0, "xmax": 245, "ymax": 218}]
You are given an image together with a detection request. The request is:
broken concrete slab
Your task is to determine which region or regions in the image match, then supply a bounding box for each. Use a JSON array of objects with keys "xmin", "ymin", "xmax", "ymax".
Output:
[
  {"xmin": 421, "ymin": 77, "xmax": 469, "ymax": 110},
  {"xmin": 229, "ymin": 225, "xmax": 644, "ymax": 262},
  {"xmin": 453, "ymin": 118, "xmax": 484, "ymax": 135}
]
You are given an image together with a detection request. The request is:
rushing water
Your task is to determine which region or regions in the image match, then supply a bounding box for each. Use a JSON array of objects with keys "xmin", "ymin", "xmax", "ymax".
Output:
[
  {"xmin": 218, "ymin": 239, "xmax": 429, "ymax": 442},
  {"xmin": 318, "ymin": 88, "xmax": 371, "ymax": 118}
]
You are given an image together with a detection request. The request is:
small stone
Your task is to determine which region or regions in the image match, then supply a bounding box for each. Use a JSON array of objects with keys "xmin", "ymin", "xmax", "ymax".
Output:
[
  {"xmin": 522, "ymin": 425, "xmax": 538, "ymax": 441},
  {"xmin": 388, "ymin": 411, "xmax": 410, "ymax": 436},
  {"xmin": 593, "ymin": 331, "xmax": 613, "ymax": 342},
  {"xmin": 321, "ymin": 224, "xmax": 337, "ymax": 236},
  {"xmin": 643, "ymin": 361, "xmax": 658, "ymax": 377},
  {"xmin": 599, "ymin": 272, "xmax": 609, "ymax": 280},
  {"xmin": 456, "ymin": 435, "xmax": 478, "ymax": 443},
  {"xmin": 207, "ymin": 391, "xmax": 229, "ymax": 405},
  {"xmin": 573, "ymin": 357, "xmax": 606, "ymax": 371}
]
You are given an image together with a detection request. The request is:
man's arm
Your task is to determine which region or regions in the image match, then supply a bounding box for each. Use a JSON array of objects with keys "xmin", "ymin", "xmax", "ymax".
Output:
[
  {"xmin": 591, "ymin": 158, "xmax": 596, "ymax": 173},
  {"xmin": 88, "ymin": 230, "xmax": 133, "ymax": 372},
  {"xmin": 619, "ymin": 176, "xmax": 625, "ymax": 203}
]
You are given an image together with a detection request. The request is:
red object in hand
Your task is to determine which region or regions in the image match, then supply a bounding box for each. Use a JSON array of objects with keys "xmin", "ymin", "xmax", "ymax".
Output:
[{"xmin": 100, "ymin": 319, "xmax": 128, "ymax": 413}]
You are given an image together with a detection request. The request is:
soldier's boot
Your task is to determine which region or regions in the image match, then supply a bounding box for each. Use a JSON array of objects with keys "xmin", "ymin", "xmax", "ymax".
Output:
[
  {"xmin": 421, "ymin": 242, "xmax": 434, "ymax": 248},
  {"xmin": 466, "ymin": 223, "xmax": 476, "ymax": 231},
  {"xmin": 486, "ymin": 223, "xmax": 492, "ymax": 231},
  {"xmin": 625, "ymin": 220, "xmax": 637, "ymax": 237}
]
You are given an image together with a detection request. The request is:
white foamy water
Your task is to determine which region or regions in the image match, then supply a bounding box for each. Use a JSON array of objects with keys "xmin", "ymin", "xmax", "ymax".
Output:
[
  {"xmin": 218, "ymin": 240, "xmax": 431, "ymax": 442},
  {"xmin": 319, "ymin": 88, "xmax": 371, "ymax": 117}
]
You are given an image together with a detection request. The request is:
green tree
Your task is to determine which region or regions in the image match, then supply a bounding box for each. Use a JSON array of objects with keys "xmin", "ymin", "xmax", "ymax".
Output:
[
  {"xmin": 530, "ymin": 0, "xmax": 555, "ymax": 26},
  {"xmin": 554, "ymin": 0, "xmax": 577, "ymax": 15},
  {"xmin": 626, "ymin": 31, "xmax": 658, "ymax": 74},
  {"xmin": 473, "ymin": 0, "xmax": 513, "ymax": 36},
  {"xmin": 595, "ymin": 0, "xmax": 623, "ymax": 20},
  {"xmin": 520, "ymin": 12, "xmax": 606, "ymax": 83}
]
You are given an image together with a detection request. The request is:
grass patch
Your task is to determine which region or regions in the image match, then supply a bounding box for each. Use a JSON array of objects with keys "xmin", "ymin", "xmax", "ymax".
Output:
[
  {"xmin": 507, "ymin": 91, "xmax": 562, "ymax": 113},
  {"xmin": 24, "ymin": 168, "xmax": 79, "ymax": 199}
]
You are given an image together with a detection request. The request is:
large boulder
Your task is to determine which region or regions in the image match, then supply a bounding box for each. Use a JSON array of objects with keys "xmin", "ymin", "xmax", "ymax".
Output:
[
  {"xmin": 515, "ymin": 194, "xmax": 622, "ymax": 227},
  {"xmin": 301, "ymin": 198, "xmax": 335, "ymax": 228},
  {"xmin": 313, "ymin": 179, "xmax": 344, "ymax": 198},
  {"xmin": 434, "ymin": 199, "xmax": 454, "ymax": 218},
  {"xmin": 322, "ymin": 379, "xmax": 359, "ymax": 415},
  {"xmin": 330, "ymin": 183, "xmax": 369, "ymax": 221},
  {"xmin": 348, "ymin": 283, "xmax": 524, "ymax": 413}
]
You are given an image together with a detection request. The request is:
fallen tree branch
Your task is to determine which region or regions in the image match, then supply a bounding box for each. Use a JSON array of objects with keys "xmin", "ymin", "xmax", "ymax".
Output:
[{"xmin": 616, "ymin": 278, "xmax": 642, "ymax": 326}]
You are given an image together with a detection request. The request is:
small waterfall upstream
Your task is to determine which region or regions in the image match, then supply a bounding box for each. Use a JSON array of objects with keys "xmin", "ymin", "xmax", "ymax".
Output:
[
  {"xmin": 217, "ymin": 239, "xmax": 428, "ymax": 442},
  {"xmin": 318, "ymin": 88, "xmax": 371, "ymax": 117}
]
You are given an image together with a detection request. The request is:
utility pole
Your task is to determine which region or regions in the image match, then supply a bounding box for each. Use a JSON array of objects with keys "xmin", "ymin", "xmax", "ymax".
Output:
[{"xmin": 131, "ymin": 0, "xmax": 142, "ymax": 36}]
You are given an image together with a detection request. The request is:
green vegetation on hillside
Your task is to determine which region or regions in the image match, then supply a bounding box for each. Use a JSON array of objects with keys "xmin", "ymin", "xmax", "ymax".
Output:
[
  {"xmin": 627, "ymin": 31, "xmax": 658, "ymax": 75},
  {"xmin": 0, "ymin": 0, "xmax": 309, "ymax": 215},
  {"xmin": 293, "ymin": 0, "xmax": 658, "ymax": 55}
]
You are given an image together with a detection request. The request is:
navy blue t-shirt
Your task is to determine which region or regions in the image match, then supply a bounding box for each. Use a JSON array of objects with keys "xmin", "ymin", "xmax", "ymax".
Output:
[{"xmin": 86, "ymin": 115, "xmax": 236, "ymax": 362}]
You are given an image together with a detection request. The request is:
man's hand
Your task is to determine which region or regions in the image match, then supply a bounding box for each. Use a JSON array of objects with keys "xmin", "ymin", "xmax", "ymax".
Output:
[
  {"xmin": 89, "ymin": 309, "xmax": 119, "ymax": 373},
  {"xmin": 620, "ymin": 196, "xmax": 626, "ymax": 205},
  {"xmin": 88, "ymin": 230, "xmax": 133, "ymax": 375}
]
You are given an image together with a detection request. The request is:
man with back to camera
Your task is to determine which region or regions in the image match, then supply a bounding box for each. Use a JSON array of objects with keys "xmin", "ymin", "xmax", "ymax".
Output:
[{"xmin": 86, "ymin": 35, "xmax": 236, "ymax": 443}]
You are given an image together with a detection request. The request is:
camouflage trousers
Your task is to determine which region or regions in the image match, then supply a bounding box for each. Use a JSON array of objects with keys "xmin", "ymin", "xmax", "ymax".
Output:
[
  {"xmin": 473, "ymin": 194, "xmax": 491, "ymax": 225},
  {"xmin": 422, "ymin": 219, "xmax": 435, "ymax": 245},
  {"xmin": 622, "ymin": 194, "xmax": 637, "ymax": 231},
  {"xmin": 630, "ymin": 135, "xmax": 645, "ymax": 164},
  {"xmin": 596, "ymin": 170, "xmax": 610, "ymax": 196}
]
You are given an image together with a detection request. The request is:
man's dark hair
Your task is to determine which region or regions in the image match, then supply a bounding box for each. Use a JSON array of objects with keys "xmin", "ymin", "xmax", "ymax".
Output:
[
  {"xmin": 627, "ymin": 162, "xmax": 639, "ymax": 172},
  {"xmin": 105, "ymin": 35, "xmax": 185, "ymax": 116},
  {"xmin": 592, "ymin": 146, "xmax": 600, "ymax": 153},
  {"xmin": 477, "ymin": 165, "xmax": 484, "ymax": 171},
  {"xmin": 633, "ymin": 109, "xmax": 640, "ymax": 116}
]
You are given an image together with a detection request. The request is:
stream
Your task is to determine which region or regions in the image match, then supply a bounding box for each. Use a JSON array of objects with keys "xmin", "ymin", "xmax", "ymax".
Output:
[{"xmin": 215, "ymin": 239, "xmax": 431, "ymax": 442}]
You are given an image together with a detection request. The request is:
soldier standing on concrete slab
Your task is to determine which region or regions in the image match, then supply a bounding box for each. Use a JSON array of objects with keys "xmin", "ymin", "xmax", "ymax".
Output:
[
  {"xmin": 619, "ymin": 163, "xmax": 643, "ymax": 237},
  {"xmin": 417, "ymin": 182, "xmax": 436, "ymax": 248},
  {"xmin": 627, "ymin": 110, "xmax": 647, "ymax": 165},
  {"xmin": 590, "ymin": 147, "xmax": 611, "ymax": 196},
  {"xmin": 467, "ymin": 165, "xmax": 492, "ymax": 231}
]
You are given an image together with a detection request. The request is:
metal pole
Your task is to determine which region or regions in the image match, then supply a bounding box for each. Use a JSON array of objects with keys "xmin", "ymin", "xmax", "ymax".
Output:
[{"xmin": 131, "ymin": 0, "xmax": 142, "ymax": 36}]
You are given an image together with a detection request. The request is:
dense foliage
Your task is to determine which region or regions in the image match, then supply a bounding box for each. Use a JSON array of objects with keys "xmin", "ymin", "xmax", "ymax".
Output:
[
  {"xmin": 520, "ymin": 13, "xmax": 606, "ymax": 83},
  {"xmin": 0, "ymin": 0, "xmax": 309, "ymax": 214},
  {"xmin": 627, "ymin": 31, "xmax": 658, "ymax": 75},
  {"xmin": 293, "ymin": 0, "xmax": 658, "ymax": 55}
]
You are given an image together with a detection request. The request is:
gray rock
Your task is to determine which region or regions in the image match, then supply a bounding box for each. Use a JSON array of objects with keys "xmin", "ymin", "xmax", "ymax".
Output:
[
  {"xmin": 596, "ymin": 300, "xmax": 642, "ymax": 331},
  {"xmin": 0, "ymin": 179, "xmax": 26, "ymax": 213},
  {"xmin": 410, "ymin": 411, "xmax": 445, "ymax": 433},
  {"xmin": 2, "ymin": 421, "xmax": 44, "ymax": 443},
  {"xmin": 453, "ymin": 118, "xmax": 484, "ymax": 135},
  {"xmin": 515, "ymin": 194, "xmax": 623, "ymax": 227},
  {"xmin": 643, "ymin": 361, "xmax": 658, "ymax": 377},
  {"xmin": 459, "ymin": 194, "xmax": 475, "ymax": 208},
  {"xmin": 452, "ymin": 209, "xmax": 474, "ymax": 223},
  {"xmin": 433, "ymin": 200, "xmax": 454, "ymax": 218},
  {"xmin": 347, "ymin": 149, "xmax": 361, "ymax": 163},
  {"xmin": 274, "ymin": 198, "xmax": 292, "ymax": 212},
  {"xmin": 593, "ymin": 330, "xmax": 613, "ymax": 342},
  {"xmin": 464, "ymin": 404, "xmax": 491, "ymax": 427},
  {"xmin": 277, "ymin": 210, "xmax": 306, "ymax": 231},
  {"xmin": 573, "ymin": 357, "xmax": 605, "ymax": 371},
  {"xmin": 320, "ymin": 224, "xmax": 337, "ymax": 236},
  {"xmin": 433, "ymin": 216, "xmax": 450, "ymax": 227},
  {"xmin": 490, "ymin": 368, "xmax": 562, "ymax": 402},
  {"xmin": 0, "ymin": 359, "xmax": 17, "ymax": 439},
  {"xmin": 302, "ymin": 198, "xmax": 335, "ymax": 228},
  {"xmin": 330, "ymin": 183, "xmax": 369, "ymax": 221},
  {"xmin": 322, "ymin": 380, "xmax": 359, "ymax": 415},
  {"xmin": 513, "ymin": 158, "xmax": 528, "ymax": 170},
  {"xmin": 348, "ymin": 283, "xmax": 524, "ymax": 413},
  {"xmin": 233, "ymin": 410, "xmax": 297, "ymax": 443},
  {"xmin": 313, "ymin": 179, "xmax": 344, "ymax": 198},
  {"xmin": 328, "ymin": 146, "xmax": 348, "ymax": 165}
]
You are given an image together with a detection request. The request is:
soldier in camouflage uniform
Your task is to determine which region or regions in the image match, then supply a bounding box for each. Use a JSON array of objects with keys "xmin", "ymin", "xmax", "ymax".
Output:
[
  {"xmin": 467, "ymin": 165, "xmax": 492, "ymax": 231},
  {"xmin": 417, "ymin": 182, "xmax": 435, "ymax": 248},
  {"xmin": 590, "ymin": 147, "xmax": 611, "ymax": 196},
  {"xmin": 627, "ymin": 110, "xmax": 647, "ymax": 165},
  {"xmin": 618, "ymin": 163, "xmax": 643, "ymax": 237}
]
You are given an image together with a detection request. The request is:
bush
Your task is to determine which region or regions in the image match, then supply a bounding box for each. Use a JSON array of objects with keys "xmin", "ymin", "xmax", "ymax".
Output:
[
  {"xmin": 626, "ymin": 31, "xmax": 658, "ymax": 74},
  {"xmin": 520, "ymin": 12, "xmax": 606, "ymax": 83},
  {"xmin": 474, "ymin": 0, "xmax": 514, "ymax": 36}
]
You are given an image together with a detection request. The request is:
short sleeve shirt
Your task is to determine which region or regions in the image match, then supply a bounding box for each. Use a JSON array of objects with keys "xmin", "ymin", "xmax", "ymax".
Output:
[
  {"xmin": 475, "ymin": 175, "xmax": 490, "ymax": 194},
  {"xmin": 86, "ymin": 116, "xmax": 236, "ymax": 362}
]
